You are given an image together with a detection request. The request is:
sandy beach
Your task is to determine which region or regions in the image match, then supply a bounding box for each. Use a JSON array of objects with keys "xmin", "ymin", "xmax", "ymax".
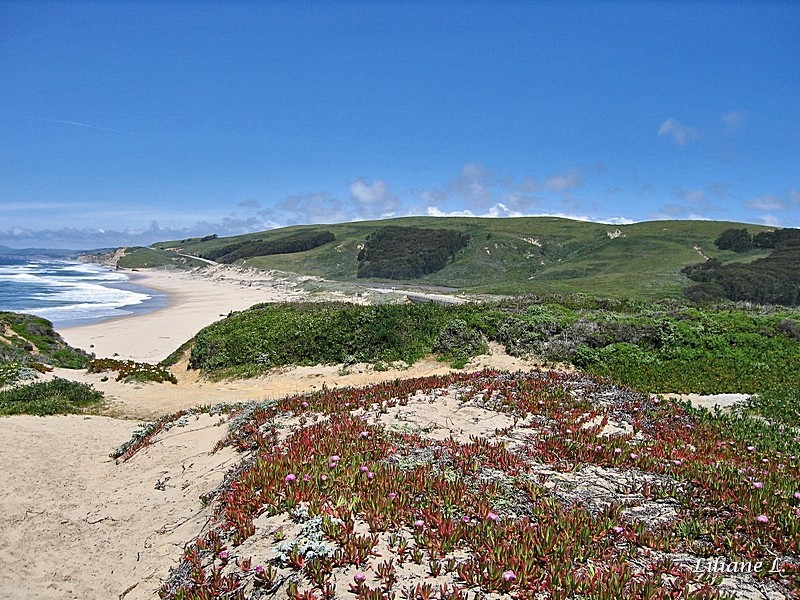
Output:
[{"xmin": 57, "ymin": 266, "xmax": 307, "ymax": 363}]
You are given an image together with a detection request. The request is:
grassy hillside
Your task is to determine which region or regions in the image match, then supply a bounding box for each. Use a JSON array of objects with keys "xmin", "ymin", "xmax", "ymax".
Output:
[
  {"xmin": 152, "ymin": 217, "xmax": 775, "ymax": 299},
  {"xmin": 0, "ymin": 312, "xmax": 90, "ymax": 371}
]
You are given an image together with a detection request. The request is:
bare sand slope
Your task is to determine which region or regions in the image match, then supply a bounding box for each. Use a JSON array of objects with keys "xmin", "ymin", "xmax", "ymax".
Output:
[{"xmin": 0, "ymin": 414, "xmax": 239, "ymax": 600}]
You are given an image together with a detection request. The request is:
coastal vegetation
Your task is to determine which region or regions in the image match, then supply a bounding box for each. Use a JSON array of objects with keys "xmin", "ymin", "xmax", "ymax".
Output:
[
  {"xmin": 188, "ymin": 298, "xmax": 800, "ymax": 394},
  {"xmin": 682, "ymin": 227, "xmax": 800, "ymax": 305},
  {"xmin": 0, "ymin": 311, "xmax": 90, "ymax": 370},
  {"xmin": 150, "ymin": 217, "xmax": 777, "ymax": 300},
  {"xmin": 142, "ymin": 370, "xmax": 798, "ymax": 599},
  {"xmin": 116, "ymin": 246, "xmax": 208, "ymax": 269},
  {"xmin": 200, "ymin": 229, "xmax": 336, "ymax": 264},
  {"xmin": 88, "ymin": 357, "xmax": 178, "ymax": 384},
  {"xmin": 356, "ymin": 226, "xmax": 470, "ymax": 279},
  {"xmin": 0, "ymin": 377, "xmax": 103, "ymax": 416}
]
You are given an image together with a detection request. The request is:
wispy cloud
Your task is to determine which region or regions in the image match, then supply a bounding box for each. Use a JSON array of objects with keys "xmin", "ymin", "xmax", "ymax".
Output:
[
  {"xmin": 543, "ymin": 169, "xmax": 583, "ymax": 192},
  {"xmin": 746, "ymin": 195, "xmax": 786, "ymax": 211},
  {"xmin": 29, "ymin": 116, "xmax": 119, "ymax": 133},
  {"xmin": 721, "ymin": 109, "xmax": 747, "ymax": 131},
  {"xmin": 658, "ymin": 118, "xmax": 702, "ymax": 146}
]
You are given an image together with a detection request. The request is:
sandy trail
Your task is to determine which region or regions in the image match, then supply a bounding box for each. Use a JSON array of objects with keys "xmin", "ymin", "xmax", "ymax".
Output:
[{"xmin": 0, "ymin": 414, "xmax": 239, "ymax": 600}]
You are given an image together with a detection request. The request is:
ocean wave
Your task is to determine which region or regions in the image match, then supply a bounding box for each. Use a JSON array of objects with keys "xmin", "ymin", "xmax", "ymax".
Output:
[{"xmin": 0, "ymin": 260, "xmax": 160, "ymax": 326}]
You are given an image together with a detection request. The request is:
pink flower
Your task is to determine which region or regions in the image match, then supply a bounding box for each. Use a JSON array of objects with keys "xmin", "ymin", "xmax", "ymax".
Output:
[
  {"xmin": 630, "ymin": 453, "xmax": 639, "ymax": 460},
  {"xmin": 614, "ymin": 448, "xmax": 622, "ymax": 455},
  {"xmin": 793, "ymin": 492, "xmax": 800, "ymax": 500},
  {"xmin": 388, "ymin": 492, "xmax": 396, "ymax": 499},
  {"xmin": 756, "ymin": 514, "xmax": 769, "ymax": 524},
  {"xmin": 747, "ymin": 446, "xmax": 756, "ymax": 452},
  {"xmin": 360, "ymin": 465, "xmax": 369, "ymax": 473},
  {"xmin": 329, "ymin": 455, "xmax": 340, "ymax": 462},
  {"xmin": 611, "ymin": 526, "xmax": 624, "ymax": 535},
  {"xmin": 367, "ymin": 471, "xmax": 375, "ymax": 479},
  {"xmin": 284, "ymin": 473, "xmax": 296, "ymax": 483},
  {"xmin": 502, "ymin": 570, "xmax": 517, "ymax": 582},
  {"xmin": 303, "ymin": 474, "xmax": 311, "ymax": 482},
  {"xmin": 254, "ymin": 564, "xmax": 264, "ymax": 575},
  {"xmin": 301, "ymin": 401, "xmax": 309, "ymax": 408},
  {"xmin": 219, "ymin": 550, "xmax": 229, "ymax": 560},
  {"xmin": 487, "ymin": 512, "xmax": 500, "ymax": 522},
  {"xmin": 752, "ymin": 481, "xmax": 763, "ymax": 489},
  {"xmin": 353, "ymin": 572, "xmax": 366, "ymax": 583},
  {"xmin": 414, "ymin": 519, "xmax": 425, "ymax": 528},
  {"xmin": 360, "ymin": 430, "xmax": 370, "ymax": 438},
  {"xmin": 320, "ymin": 474, "xmax": 328, "ymax": 481}
]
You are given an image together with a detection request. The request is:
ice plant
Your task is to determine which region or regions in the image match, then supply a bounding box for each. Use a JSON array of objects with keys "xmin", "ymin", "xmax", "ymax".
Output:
[
  {"xmin": 502, "ymin": 570, "xmax": 517, "ymax": 582},
  {"xmin": 756, "ymin": 514, "xmax": 769, "ymax": 524},
  {"xmin": 285, "ymin": 473, "xmax": 297, "ymax": 483}
]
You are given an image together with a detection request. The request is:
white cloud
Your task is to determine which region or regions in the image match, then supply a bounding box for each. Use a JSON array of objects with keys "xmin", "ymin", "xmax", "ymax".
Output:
[
  {"xmin": 237, "ymin": 198, "xmax": 262, "ymax": 209},
  {"xmin": 349, "ymin": 179, "xmax": 400, "ymax": 218},
  {"xmin": 425, "ymin": 205, "xmax": 633, "ymax": 224},
  {"xmin": 680, "ymin": 190, "xmax": 706, "ymax": 203},
  {"xmin": 658, "ymin": 118, "xmax": 702, "ymax": 145},
  {"xmin": 265, "ymin": 191, "xmax": 351, "ymax": 225},
  {"xmin": 0, "ymin": 216, "xmax": 278, "ymax": 250},
  {"xmin": 746, "ymin": 195, "xmax": 786, "ymax": 211},
  {"xmin": 543, "ymin": 169, "xmax": 583, "ymax": 192},
  {"xmin": 449, "ymin": 162, "xmax": 495, "ymax": 208},
  {"xmin": 788, "ymin": 188, "xmax": 800, "ymax": 205},
  {"xmin": 759, "ymin": 215, "xmax": 781, "ymax": 227},
  {"xmin": 721, "ymin": 109, "xmax": 746, "ymax": 131}
]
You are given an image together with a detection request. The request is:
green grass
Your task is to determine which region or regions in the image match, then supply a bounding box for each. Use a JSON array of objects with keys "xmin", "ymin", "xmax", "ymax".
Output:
[
  {"xmin": 116, "ymin": 246, "xmax": 207, "ymax": 269},
  {"xmin": 152, "ymin": 216, "xmax": 776, "ymax": 300},
  {"xmin": 0, "ymin": 311, "xmax": 90, "ymax": 369},
  {"xmin": 0, "ymin": 378, "xmax": 104, "ymax": 416}
]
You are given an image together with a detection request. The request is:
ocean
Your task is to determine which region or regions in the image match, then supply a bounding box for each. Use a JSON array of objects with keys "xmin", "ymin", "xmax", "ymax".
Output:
[{"xmin": 0, "ymin": 258, "xmax": 168, "ymax": 328}]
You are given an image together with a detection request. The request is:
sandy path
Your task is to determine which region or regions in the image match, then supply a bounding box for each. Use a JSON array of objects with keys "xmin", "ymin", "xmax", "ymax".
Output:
[{"xmin": 0, "ymin": 414, "xmax": 239, "ymax": 600}]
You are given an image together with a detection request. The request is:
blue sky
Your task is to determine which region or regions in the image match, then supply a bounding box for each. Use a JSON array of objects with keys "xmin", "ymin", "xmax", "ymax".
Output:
[{"xmin": 1, "ymin": 1, "xmax": 798, "ymax": 249}]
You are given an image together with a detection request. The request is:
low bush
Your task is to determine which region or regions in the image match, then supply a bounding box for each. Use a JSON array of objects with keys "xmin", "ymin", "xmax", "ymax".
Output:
[{"xmin": 0, "ymin": 378, "xmax": 104, "ymax": 416}]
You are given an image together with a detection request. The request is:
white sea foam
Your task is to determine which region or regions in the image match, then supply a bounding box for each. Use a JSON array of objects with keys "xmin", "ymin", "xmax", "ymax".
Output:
[{"xmin": 0, "ymin": 260, "xmax": 161, "ymax": 326}]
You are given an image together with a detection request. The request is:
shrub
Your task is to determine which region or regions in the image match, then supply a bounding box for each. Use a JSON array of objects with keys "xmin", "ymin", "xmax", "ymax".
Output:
[
  {"xmin": 356, "ymin": 226, "xmax": 470, "ymax": 279},
  {"xmin": 434, "ymin": 319, "xmax": 488, "ymax": 362},
  {"xmin": 0, "ymin": 378, "xmax": 104, "ymax": 416}
]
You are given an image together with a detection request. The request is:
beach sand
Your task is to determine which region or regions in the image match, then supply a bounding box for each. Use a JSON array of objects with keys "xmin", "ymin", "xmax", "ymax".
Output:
[{"xmin": 57, "ymin": 266, "xmax": 306, "ymax": 363}]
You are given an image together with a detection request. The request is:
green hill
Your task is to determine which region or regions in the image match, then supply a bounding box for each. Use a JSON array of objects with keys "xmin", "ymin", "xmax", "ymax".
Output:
[{"xmin": 150, "ymin": 217, "xmax": 778, "ymax": 299}]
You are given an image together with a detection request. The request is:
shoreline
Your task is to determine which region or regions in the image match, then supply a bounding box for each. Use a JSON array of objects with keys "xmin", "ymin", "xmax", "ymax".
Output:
[{"xmin": 57, "ymin": 267, "xmax": 305, "ymax": 363}]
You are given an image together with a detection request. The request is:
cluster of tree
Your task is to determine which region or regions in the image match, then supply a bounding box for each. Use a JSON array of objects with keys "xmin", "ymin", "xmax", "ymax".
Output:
[
  {"xmin": 200, "ymin": 230, "xmax": 335, "ymax": 263},
  {"xmin": 715, "ymin": 227, "xmax": 800, "ymax": 252},
  {"xmin": 356, "ymin": 226, "xmax": 470, "ymax": 280},
  {"xmin": 684, "ymin": 228, "xmax": 800, "ymax": 305}
]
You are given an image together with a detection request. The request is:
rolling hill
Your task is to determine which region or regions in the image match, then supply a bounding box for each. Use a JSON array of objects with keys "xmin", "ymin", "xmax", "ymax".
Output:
[{"xmin": 147, "ymin": 217, "xmax": 778, "ymax": 300}]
